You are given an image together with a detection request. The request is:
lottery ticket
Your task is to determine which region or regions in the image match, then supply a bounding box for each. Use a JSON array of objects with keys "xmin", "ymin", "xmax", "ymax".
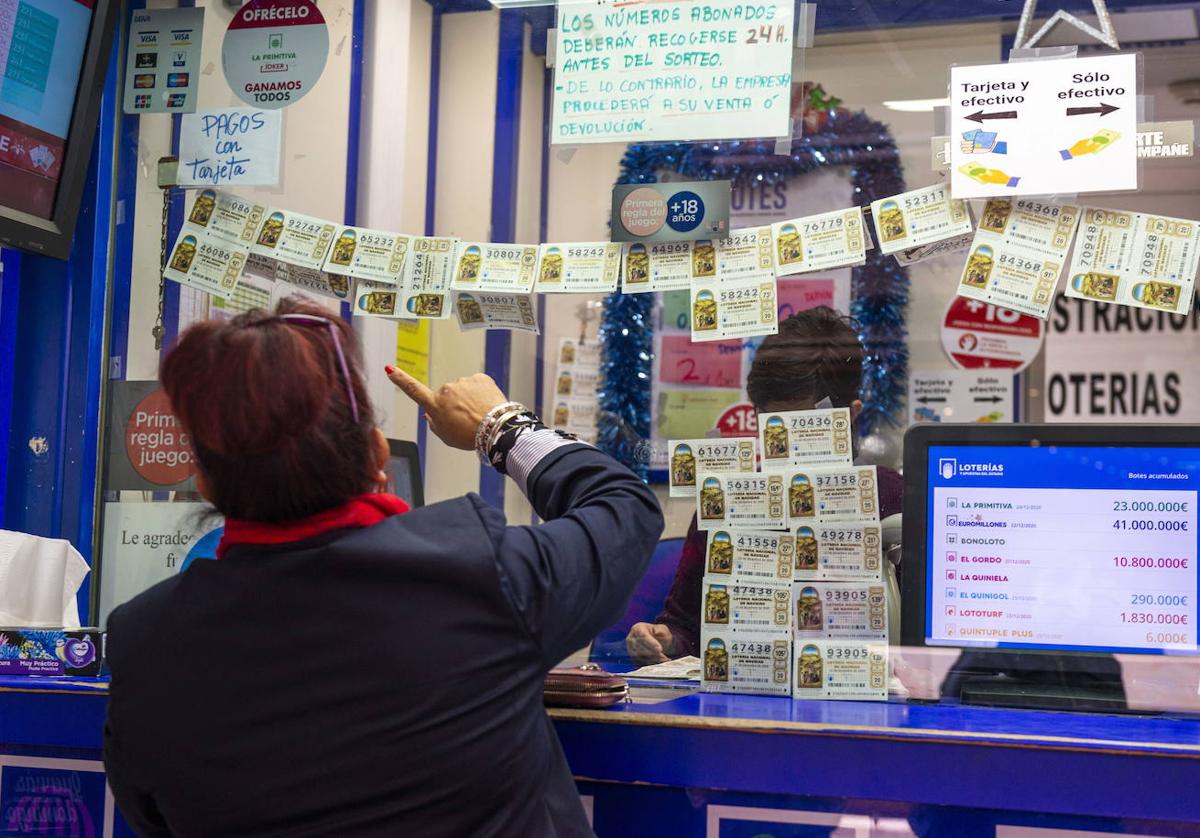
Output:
[
  {"xmin": 704, "ymin": 529, "xmax": 795, "ymax": 584},
  {"xmin": 772, "ymin": 208, "xmax": 867, "ymax": 276},
  {"xmin": 402, "ymin": 237, "xmax": 457, "ymax": 319},
  {"xmin": 534, "ymin": 242, "xmax": 621, "ymax": 293},
  {"xmin": 691, "ymin": 227, "xmax": 775, "ymax": 283},
  {"xmin": 956, "ymin": 198, "xmax": 1081, "ymax": 320},
  {"xmin": 793, "ymin": 639, "xmax": 889, "ymax": 701},
  {"xmin": 621, "ymin": 241, "xmax": 692, "ymax": 293},
  {"xmin": 702, "ymin": 579, "xmax": 793, "ymax": 632},
  {"xmin": 668, "ymin": 437, "xmax": 757, "ymax": 498},
  {"xmin": 697, "ymin": 471, "xmax": 787, "ymax": 531},
  {"xmin": 550, "ymin": 397, "xmax": 598, "ymax": 435},
  {"xmin": 871, "ymin": 184, "xmax": 972, "ymax": 255},
  {"xmin": 701, "ymin": 628, "xmax": 792, "ymax": 696},
  {"xmin": 451, "ymin": 242, "xmax": 539, "ymax": 293},
  {"xmin": 892, "ymin": 231, "xmax": 974, "ymax": 266},
  {"xmin": 278, "ymin": 263, "xmax": 352, "ymax": 302},
  {"xmin": 323, "ymin": 226, "xmax": 410, "ymax": 285},
  {"xmin": 164, "ymin": 230, "xmax": 247, "ymax": 299},
  {"xmin": 772, "ymin": 465, "xmax": 880, "ymax": 525},
  {"xmin": 182, "ymin": 189, "xmax": 265, "ymax": 248},
  {"xmin": 758, "ymin": 408, "xmax": 853, "ymax": 468},
  {"xmin": 792, "ymin": 581, "xmax": 888, "ymax": 640},
  {"xmin": 1065, "ymin": 207, "xmax": 1200, "ymax": 315},
  {"xmin": 557, "ymin": 338, "xmax": 600, "ymax": 370},
  {"xmin": 553, "ymin": 365, "xmax": 600, "ymax": 399},
  {"xmin": 353, "ymin": 280, "xmax": 404, "ymax": 318},
  {"xmin": 690, "ymin": 278, "xmax": 779, "ymax": 342},
  {"xmin": 252, "ymin": 209, "xmax": 337, "ymax": 270},
  {"xmin": 793, "ymin": 521, "xmax": 885, "ymax": 582},
  {"xmin": 454, "ymin": 291, "xmax": 539, "ymax": 333}
]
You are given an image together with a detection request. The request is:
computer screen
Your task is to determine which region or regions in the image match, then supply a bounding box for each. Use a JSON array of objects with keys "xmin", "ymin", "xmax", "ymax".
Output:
[
  {"xmin": 0, "ymin": 0, "xmax": 95, "ymax": 219},
  {"xmin": 385, "ymin": 439, "xmax": 424, "ymax": 508},
  {"xmin": 924, "ymin": 442, "xmax": 1200, "ymax": 656},
  {"xmin": 0, "ymin": 0, "xmax": 118, "ymax": 257}
]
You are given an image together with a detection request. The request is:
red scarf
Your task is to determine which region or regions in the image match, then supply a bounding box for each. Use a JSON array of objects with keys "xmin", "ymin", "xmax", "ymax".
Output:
[{"xmin": 217, "ymin": 493, "xmax": 411, "ymax": 558}]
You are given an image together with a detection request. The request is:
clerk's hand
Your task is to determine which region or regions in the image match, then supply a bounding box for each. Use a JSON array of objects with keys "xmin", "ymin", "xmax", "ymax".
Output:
[
  {"xmin": 626, "ymin": 622, "xmax": 676, "ymax": 665},
  {"xmin": 387, "ymin": 368, "xmax": 508, "ymax": 450}
]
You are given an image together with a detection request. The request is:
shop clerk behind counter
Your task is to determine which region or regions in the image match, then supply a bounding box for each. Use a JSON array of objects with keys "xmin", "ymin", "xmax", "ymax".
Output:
[
  {"xmin": 103, "ymin": 299, "xmax": 663, "ymax": 837},
  {"xmin": 627, "ymin": 307, "xmax": 904, "ymax": 665}
]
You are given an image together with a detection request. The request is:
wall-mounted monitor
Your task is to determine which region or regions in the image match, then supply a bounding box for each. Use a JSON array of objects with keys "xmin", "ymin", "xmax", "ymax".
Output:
[{"xmin": 0, "ymin": 0, "xmax": 118, "ymax": 259}]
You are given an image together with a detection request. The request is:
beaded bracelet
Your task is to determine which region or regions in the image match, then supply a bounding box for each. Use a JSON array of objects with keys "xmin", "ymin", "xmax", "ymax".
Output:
[{"xmin": 474, "ymin": 401, "xmax": 525, "ymax": 463}]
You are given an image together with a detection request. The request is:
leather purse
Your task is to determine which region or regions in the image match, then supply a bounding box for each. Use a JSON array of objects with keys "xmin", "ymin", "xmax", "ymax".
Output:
[{"xmin": 543, "ymin": 664, "xmax": 629, "ymax": 708}]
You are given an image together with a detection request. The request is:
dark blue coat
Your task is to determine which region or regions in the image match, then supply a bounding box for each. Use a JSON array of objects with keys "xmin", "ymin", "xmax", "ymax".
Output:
[{"xmin": 104, "ymin": 445, "xmax": 664, "ymax": 837}]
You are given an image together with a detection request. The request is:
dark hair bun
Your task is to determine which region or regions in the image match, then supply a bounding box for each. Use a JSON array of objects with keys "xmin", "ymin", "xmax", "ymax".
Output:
[
  {"xmin": 161, "ymin": 297, "xmax": 376, "ymax": 523},
  {"xmin": 746, "ymin": 306, "xmax": 864, "ymax": 411}
]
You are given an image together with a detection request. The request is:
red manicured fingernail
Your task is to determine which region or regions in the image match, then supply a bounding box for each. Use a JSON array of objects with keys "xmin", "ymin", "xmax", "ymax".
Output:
[{"xmin": 385, "ymin": 366, "xmax": 396, "ymax": 374}]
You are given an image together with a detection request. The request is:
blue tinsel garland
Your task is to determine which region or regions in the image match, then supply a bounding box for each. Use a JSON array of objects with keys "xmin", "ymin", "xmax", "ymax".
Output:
[{"xmin": 598, "ymin": 109, "xmax": 911, "ymax": 474}]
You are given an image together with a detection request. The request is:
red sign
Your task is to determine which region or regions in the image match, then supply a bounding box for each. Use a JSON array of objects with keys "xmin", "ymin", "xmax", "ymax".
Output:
[
  {"xmin": 941, "ymin": 296, "xmax": 1044, "ymax": 373},
  {"xmin": 659, "ymin": 335, "xmax": 743, "ymax": 388},
  {"xmin": 777, "ymin": 278, "xmax": 835, "ymax": 321},
  {"xmin": 715, "ymin": 402, "xmax": 758, "ymax": 437},
  {"xmin": 124, "ymin": 389, "xmax": 197, "ymax": 486}
]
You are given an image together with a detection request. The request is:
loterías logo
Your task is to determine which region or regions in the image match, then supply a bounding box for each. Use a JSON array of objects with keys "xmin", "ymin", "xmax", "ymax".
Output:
[{"xmin": 941, "ymin": 458, "xmax": 1005, "ymax": 478}]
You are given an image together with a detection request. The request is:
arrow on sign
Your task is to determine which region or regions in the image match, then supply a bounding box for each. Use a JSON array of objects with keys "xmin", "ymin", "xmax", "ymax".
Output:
[
  {"xmin": 966, "ymin": 110, "xmax": 1018, "ymax": 123},
  {"xmin": 973, "ymin": 396, "xmax": 1004, "ymax": 403},
  {"xmin": 1066, "ymin": 103, "xmax": 1119, "ymax": 117},
  {"xmin": 917, "ymin": 396, "xmax": 948, "ymax": 404}
]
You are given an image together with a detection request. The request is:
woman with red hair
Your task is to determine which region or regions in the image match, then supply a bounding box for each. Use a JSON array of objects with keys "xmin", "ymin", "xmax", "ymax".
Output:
[{"xmin": 103, "ymin": 298, "xmax": 663, "ymax": 837}]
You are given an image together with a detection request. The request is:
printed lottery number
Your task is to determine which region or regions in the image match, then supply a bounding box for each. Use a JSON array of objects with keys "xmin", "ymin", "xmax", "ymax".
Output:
[
  {"xmin": 827, "ymin": 646, "xmax": 870, "ymax": 659},
  {"xmin": 816, "ymin": 473, "xmax": 856, "ymax": 487},
  {"xmin": 904, "ymin": 189, "xmax": 945, "ymax": 209}
]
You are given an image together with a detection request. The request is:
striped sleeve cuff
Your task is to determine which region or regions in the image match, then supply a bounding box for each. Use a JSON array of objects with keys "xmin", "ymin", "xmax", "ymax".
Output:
[{"xmin": 508, "ymin": 429, "xmax": 587, "ymax": 497}]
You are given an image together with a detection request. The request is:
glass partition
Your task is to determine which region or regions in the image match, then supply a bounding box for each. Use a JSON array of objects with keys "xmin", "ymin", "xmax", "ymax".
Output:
[{"xmin": 94, "ymin": 0, "xmax": 1200, "ymax": 724}]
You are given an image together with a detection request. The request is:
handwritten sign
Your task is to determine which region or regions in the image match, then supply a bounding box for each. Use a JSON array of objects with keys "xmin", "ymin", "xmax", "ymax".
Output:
[
  {"xmin": 660, "ymin": 334, "xmax": 743, "ymax": 387},
  {"xmin": 551, "ymin": 0, "xmax": 794, "ymax": 145},
  {"xmin": 178, "ymin": 107, "xmax": 282, "ymax": 187}
]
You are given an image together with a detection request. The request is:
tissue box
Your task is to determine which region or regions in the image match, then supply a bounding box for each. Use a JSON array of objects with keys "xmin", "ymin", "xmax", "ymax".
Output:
[{"xmin": 0, "ymin": 628, "xmax": 104, "ymax": 677}]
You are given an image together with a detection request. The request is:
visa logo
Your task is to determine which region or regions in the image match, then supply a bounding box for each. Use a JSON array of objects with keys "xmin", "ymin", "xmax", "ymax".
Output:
[{"xmin": 139, "ymin": 35, "xmax": 157, "ymax": 44}]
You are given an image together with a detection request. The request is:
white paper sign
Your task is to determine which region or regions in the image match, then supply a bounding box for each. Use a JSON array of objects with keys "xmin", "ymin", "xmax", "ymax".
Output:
[
  {"xmin": 551, "ymin": 0, "xmax": 794, "ymax": 145},
  {"xmin": 950, "ymin": 54, "xmax": 1138, "ymax": 198},
  {"xmin": 1045, "ymin": 293, "xmax": 1200, "ymax": 424},
  {"xmin": 908, "ymin": 369, "xmax": 1013, "ymax": 425},
  {"xmin": 178, "ymin": 108, "xmax": 282, "ymax": 187},
  {"xmin": 98, "ymin": 502, "xmax": 222, "ymax": 623}
]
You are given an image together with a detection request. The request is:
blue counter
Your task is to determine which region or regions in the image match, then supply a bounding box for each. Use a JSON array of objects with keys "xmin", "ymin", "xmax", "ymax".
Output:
[{"xmin": 4, "ymin": 676, "xmax": 1200, "ymax": 836}]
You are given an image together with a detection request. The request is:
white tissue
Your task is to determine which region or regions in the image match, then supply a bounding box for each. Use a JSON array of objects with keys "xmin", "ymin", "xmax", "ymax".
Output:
[{"xmin": 0, "ymin": 530, "xmax": 89, "ymax": 628}]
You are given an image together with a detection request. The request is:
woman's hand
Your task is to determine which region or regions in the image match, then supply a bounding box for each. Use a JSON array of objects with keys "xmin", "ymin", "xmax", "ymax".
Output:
[
  {"xmin": 387, "ymin": 367, "xmax": 508, "ymax": 451},
  {"xmin": 625, "ymin": 622, "xmax": 676, "ymax": 665}
]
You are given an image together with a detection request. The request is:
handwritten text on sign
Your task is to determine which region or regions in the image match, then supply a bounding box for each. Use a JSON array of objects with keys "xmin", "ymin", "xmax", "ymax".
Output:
[
  {"xmin": 178, "ymin": 107, "xmax": 282, "ymax": 187},
  {"xmin": 551, "ymin": 0, "xmax": 793, "ymax": 145}
]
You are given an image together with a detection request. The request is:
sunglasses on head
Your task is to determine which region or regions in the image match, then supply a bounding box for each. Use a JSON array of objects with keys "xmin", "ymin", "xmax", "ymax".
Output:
[{"xmin": 253, "ymin": 313, "xmax": 360, "ymax": 424}]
